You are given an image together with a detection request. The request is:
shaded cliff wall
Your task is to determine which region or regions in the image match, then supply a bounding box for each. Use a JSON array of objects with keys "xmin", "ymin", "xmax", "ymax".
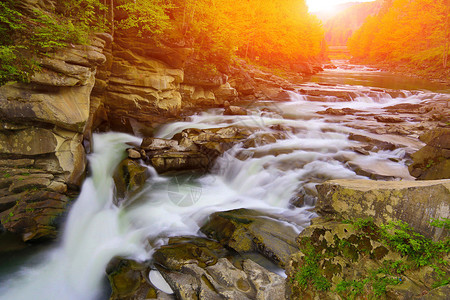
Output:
[{"xmin": 0, "ymin": 27, "xmax": 109, "ymax": 241}]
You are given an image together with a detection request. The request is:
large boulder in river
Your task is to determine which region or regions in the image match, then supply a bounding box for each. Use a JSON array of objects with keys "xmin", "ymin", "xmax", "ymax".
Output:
[
  {"xmin": 200, "ymin": 209, "xmax": 301, "ymax": 267},
  {"xmin": 139, "ymin": 127, "xmax": 251, "ymax": 174},
  {"xmin": 106, "ymin": 258, "xmax": 172, "ymax": 300},
  {"xmin": 285, "ymin": 217, "xmax": 449, "ymax": 300},
  {"xmin": 409, "ymin": 128, "xmax": 450, "ymax": 180},
  {"xmin": 152, "ymin": 236, "xmax": 285, "ymax": 300},
  {"xmin": 113, "ymin": 158, "xmax": 151, "ymax": 204},
  {"xmin": 316, "ymin": 179, "xmax": 450, "ymax": 241}
]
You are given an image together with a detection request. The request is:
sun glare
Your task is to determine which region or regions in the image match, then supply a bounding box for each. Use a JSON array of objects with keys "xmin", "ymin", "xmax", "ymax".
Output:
[
  {"xmin": 307, "ymin": 0, "xmax": 337, "ymax": 13},
  {"xmin": 306, "ymin": 0, "xmax": 374, "ymax": 13}
]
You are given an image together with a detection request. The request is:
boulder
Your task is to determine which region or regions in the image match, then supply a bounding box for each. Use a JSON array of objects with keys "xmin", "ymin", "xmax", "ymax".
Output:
[
  {"xmin": 200, "ymin": 209, "xmax": 300, "ymax": 267},
  {"xmin": 153, "ymin": 236, "xmax": 285, "ymax": 299},
  {"xmin": 224, "ymin": 105, "xmax": 248, "ymax": 116},
  {"xmin": 106, "ymin": 258, "xmax": 172, "ymax": 300},
  {"xmin": 0, "ymin": 191, "xmax": 70, "ymax": 241},
  {"xmin": 285, "ymin": 217, "xmax": 449, "ymax": 300},
  {"xmin": 113, "ymin": 159, "xmax": 151, "ymax": 203},
  {"xmin": 140, "ymin": 127, "xmax": 251, "ymax": 174},
  {"xmin": 316, "ymin": 179, "xmax": 450, "ymax": 241},
  {"xmin": 409, "ymin": 128, "xmax": 450, "ymax": 180},
  {"xmin": 374, "ymin": 115, "xmax": 405, "ymax": 123}
]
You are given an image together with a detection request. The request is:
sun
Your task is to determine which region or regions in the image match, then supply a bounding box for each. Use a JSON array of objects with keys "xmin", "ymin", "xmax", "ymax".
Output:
[
  {"xmin": 306, "ymin": 0, "xmax": 374, "ymax": 13},
  {"xmin": 306, "ymin": 0, "xmax": 338, "ymax": 13}
]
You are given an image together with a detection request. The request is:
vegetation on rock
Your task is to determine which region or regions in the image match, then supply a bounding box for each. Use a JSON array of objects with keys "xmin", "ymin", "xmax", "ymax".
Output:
[
  {"xmin": 288, "ymin": 217, "xmax": 450, "ymax": 299},
  {"xmin": 0, "ymin": 0, "xmax": 107, "ymax": 85}
]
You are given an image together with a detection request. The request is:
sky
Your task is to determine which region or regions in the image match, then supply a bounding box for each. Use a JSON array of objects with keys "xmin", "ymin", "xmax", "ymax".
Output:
[{"xmin": 306, "ymin": 0, "xmax": 375, "ymax": 13}]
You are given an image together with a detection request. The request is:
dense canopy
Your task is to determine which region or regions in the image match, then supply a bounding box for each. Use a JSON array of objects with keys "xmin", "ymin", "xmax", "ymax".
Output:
[
  {"xmin": 0, "ymin": 0, "xmax": 325, "ymax": 84},
  {"xmin": 348, "ymin": 0, "xmax": 450, "ymax": 71}
]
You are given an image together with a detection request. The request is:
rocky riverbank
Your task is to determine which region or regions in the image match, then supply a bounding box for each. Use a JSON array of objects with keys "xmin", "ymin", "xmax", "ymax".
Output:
[{"xmin": 0, "ymin": 0, "xmax": 322, "ymax": 245}]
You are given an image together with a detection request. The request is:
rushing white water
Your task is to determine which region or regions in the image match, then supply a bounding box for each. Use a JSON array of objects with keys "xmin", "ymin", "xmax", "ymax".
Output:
[
  {"xmin": 2, "ymin": 62, "xmax": 448, "ymax": 299},
  {"xmin": 0, "ymin": 133, "xmax": 147, "ymax": 300}
]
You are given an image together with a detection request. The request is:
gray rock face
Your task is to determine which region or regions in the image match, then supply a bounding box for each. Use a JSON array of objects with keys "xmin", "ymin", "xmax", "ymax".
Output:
[{"xmin": 316, "ymin": 179, "xmax": 450, "ymax": 241}]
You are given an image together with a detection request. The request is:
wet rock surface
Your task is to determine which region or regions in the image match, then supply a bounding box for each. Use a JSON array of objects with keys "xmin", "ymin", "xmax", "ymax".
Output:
[
  {"xmin": 113, "ymin": 158, "xmax": 151, "ymax": 203},
  {"xmin": 201, "ymin": 209, "xmax": 301, "ymax": 268},
  {"xmin": 152, "ymin": 236, "xmax": 286, "ymax": 300},
  {"xmin": 136, "ymin": 127, "xmax": 252, "ymax": 174},
  {"xmin": 409, "ymin": 128, "xmax": 450, "ymax": 180},
  {"xmin": 107, "ymin": 258, "xmax": 173, "ymax": 300},
  {"xmin": 316, "ymin": 179, "xmax": 450, "ymax": 241}
]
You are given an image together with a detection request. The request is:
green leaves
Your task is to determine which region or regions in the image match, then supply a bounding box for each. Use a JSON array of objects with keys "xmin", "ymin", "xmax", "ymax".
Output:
[
  {"xmin": 116, "ymin": 0, "xmax": 173, "ymax": 37},
  {"xmin": 0, "ymin": 0, "xmax": 106, "ymax": 85},
  {"xmin": 294, "ymin": 242, "xmax": 332, "ymax": 292}
]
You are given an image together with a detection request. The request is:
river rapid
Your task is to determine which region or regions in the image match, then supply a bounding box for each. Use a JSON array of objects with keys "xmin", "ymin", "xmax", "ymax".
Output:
[{"xmin": 0, "ymin": 61, "xmax": 448, "ymax": 299}]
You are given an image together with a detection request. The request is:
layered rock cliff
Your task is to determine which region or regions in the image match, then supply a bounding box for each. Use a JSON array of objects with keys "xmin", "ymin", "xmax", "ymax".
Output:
[{"xmin": 0, "ymin": 34, "xmax": 109, "ymax": 241}]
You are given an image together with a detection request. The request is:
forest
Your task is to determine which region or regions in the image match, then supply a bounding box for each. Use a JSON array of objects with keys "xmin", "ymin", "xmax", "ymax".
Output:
[
  {"xmin": 348, "ymin": 0, "xmax": 450, "ymax": 73},
  {"xmin": 0, "ymin": 0, "xmax": 324, "ymax": 85},
  {"xmin": 321, "ymin": 0, "xmax": 382, "ymax": 46}
]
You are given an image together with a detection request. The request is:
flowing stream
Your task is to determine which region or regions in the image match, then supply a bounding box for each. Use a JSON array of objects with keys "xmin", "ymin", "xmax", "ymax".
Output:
[{"xmin": 0, "ymin": 62, "xmax": 449, "ymax": 299}]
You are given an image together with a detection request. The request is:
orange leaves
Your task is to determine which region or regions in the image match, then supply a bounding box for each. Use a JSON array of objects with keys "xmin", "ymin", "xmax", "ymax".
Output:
[{"xmin": 348, "ymin": 0, "xmax": 450, "ymax": 69}]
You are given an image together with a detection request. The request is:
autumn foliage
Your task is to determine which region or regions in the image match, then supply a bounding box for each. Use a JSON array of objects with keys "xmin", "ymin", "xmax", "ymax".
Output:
[
  {"xmin": 166, "ymin": 0, "xmax": 324, "ymax": 67},
  {"xmin": 348, "ymin": 0, "xmax": 450, "ymax": 71}
]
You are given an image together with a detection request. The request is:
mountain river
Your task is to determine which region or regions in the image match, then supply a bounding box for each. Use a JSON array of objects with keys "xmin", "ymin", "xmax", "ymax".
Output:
[{"xmin": 0, "ymin": 61, "xmax": 449, "ymax": 299}]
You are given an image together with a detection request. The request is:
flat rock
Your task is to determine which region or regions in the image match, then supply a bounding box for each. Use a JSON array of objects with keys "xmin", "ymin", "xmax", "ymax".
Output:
[
  {"xmin": 316, "ymin": 179, "xmax": 450, "ymax": 241},
  {"xmin": 374, "ymin": 115, "xmax": 404, "ymax": 123}
]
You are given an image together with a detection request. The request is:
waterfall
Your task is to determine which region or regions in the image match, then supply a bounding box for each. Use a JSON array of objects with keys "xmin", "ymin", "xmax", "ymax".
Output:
[{"xmin": 0, "ymin": 133, "xmax": 146, "ymax": 300}]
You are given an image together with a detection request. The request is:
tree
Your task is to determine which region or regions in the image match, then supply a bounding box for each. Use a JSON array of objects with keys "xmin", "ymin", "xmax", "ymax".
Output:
[{"xmin": 348, "ymin": 0, "xmax": 450, "ymax": 73}]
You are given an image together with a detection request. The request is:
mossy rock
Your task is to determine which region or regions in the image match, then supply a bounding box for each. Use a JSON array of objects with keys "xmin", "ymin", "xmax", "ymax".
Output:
[
  {"xmin": 113, "ymin": 158, "xmax": 150, "ymax": 203},
  {"xmin": 286, "ymin": 217, "xmax": 450, "ymax": 300},
  {"xmin": 153, "ymin": 236, "xmax": 230, "ymax": 271},
  {"xmin": 200, "ymin": 208, "xmax": 300, "ymax": 267},
  {"xmin": 106, "ymin": 258, "xmax": 158, "ymax": 300}
]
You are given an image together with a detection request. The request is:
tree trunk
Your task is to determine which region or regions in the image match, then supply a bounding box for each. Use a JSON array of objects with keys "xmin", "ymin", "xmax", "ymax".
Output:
[{"xmin": 444, "ymin": 0, "xmax": 449, "ymax": 68}]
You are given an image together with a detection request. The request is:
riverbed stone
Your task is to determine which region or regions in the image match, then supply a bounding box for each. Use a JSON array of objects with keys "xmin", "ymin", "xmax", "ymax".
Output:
[
  {"xmin": 139, "ymin": 127, "xmax": 251, "ymax": 174},
  {"xmin": 200, "ymin": 209, "xmax": 300, "ymax": 267},
  {"xmin": 153, "ymin": 236, "xmax": 285, "ymax": 300},
  {"xmin": 113, "ymin": 159, "xmax": 151, "ymax": 202},
  {"xmin": 106, "ymin": 258, "xmax": 172, "ymax": 300},
  {"xmin": 0, "ymin": 190, "xmax": 70, "ymax": 241},
  {"xmin": 409, "ymin": 128, "xmax": 450, "ymax": 180},
  {"xmin": 316, "ymin": 179, "xmax": 450, "ymax": 241}
]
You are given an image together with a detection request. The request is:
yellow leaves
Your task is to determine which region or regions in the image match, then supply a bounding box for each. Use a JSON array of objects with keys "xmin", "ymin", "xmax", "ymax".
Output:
[{"xmin": 348, "ymin": 0, "xmax": 450, "ymax": 69}]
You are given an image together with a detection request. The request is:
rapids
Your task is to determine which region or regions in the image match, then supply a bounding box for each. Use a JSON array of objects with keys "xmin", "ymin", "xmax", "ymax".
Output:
[{"xmin": 0, "ymin": 62, "xmax": 448, "ymax": 299}]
